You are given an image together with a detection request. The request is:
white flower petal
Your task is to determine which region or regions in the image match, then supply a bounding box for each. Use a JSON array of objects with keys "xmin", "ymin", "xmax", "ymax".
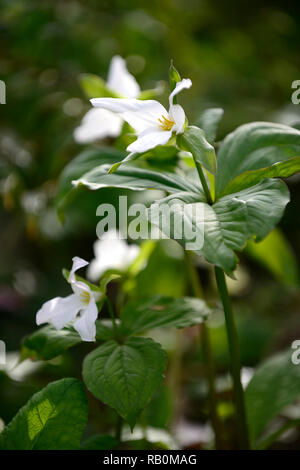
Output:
[
  {"xmin": 73, "ymin": 298, "xmax": 98, "ymax": 342},
  {"xmin": 169, "ymin": 78, "xmax": 192, "ymax": 107},
  {"xmin": 69, "ymin": 256, "xmax": 89, "ymax": 284},
  {"xmin": 127, "ymin": 127, "xmax": 172, "ymax": 153},
  {"xmin": 73, "ymin": 108, "xmax": 123, "ymax": 143},
  {"xmin": 169, "ymin": 104, "xmax": 186, "ymax": 134},
  {"xmin": 90, "ymin": 98, "xmax": 167, "ymax": 133},
  {"xmin": 36, "ymin": 294, "xmax": 82, "ymax": 330},
  {"xmin": 107, "ymin": 55, "xmax": 140, "ymax": 98},
  {"xmin": 87, "ymin": 230, "xmax": 141, "ymax": 281}
]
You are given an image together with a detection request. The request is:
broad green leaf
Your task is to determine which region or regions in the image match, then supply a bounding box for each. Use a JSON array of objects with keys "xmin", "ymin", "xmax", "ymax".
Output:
[
  {"xmin": 196, "ymin": 107, "xmax": 224, "ymax": 143},
  {"xmin": 21, "ymin": 321, "xmax": 116, "ymax": 361},
  {"xmin": 246, "ymin": 228, "xmax": 300, "ymax": 288},
  {"xmin": 120, "ymin": 296, "xmax": 210, "ymax": 336},
  {"xmin": 245, "ymin": 350, "xmax": 300, "ymax": 445},
  {"xmin": 178, "ymin": 125, "xmax": 217, "ymax": 174},
  {"xmin": 79, "ymin": 73, "xmax": 120, "ymax": 99},
  {"xmin": 0, "ymin": 378, "xmax": 88, "ymax": 450},
  {"xmin": 81, "ymin": 434, "xmax": 118, "ymax": 450},
  {"xmin": 148, "ymin": 179, "xmax": 289, "ymax": 276},
  {"xmin": 21, "ymin": 325, "xmax": 82, "ymax": 361},
  {"xmin": 72, "ymin": 163, "xmax": 203, "ymax": 195},
  {"xmin": 221, "ymin": 156, "xmax": 300, "ymax": 197},
  {"xmin": 216, "ymin": 122, "xmax": 300, "ymax": 197},
  {"xmin": 83, "ymin": 337, "xmax": 167, "ymax": 428},
  {"xmin": 56, "ymin": 148, "xmax": 125, "ymax": 216}
]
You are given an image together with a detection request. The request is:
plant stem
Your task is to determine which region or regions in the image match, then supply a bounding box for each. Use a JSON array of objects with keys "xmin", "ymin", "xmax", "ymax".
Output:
[
  {"xmin": 185, "ymin": 252, "xmax": 223, "ymax": 449},
  {"xmin": 214, "ymin": 266, "xmax": 250, "ymax": 449},
  {"xmin": 194, "ymin": 160, "xmax": 213, "ymax": 205}
]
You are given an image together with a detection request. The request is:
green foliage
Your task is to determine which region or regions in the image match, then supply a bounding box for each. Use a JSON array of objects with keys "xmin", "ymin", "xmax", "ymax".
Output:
[
  {"xmin": 245, "ymin": 350, "xmax": 300, "ymax": 446},
  {"xmin": 215, "ymin": 122, "xmax": 300, "ymax": 197},
  {"xmin": 82, "ymin": 337, "xmax": 167, "ymax": 428},
  {"xmin": 0, "ymin": 379, "xmax": 88, "ymax": 450},
  {"xmin": 79, "ymin": 74, "xmax": 120, "ymax": 99},
  {"xmin": 196, "ymin": 108, "xmax": 224, "ymax": 143},
  {"xmin": 246, "ymin": 228, "xmax": 300, "ymax": 287},
  {"xmin": 71, "ymin": 163, "xmax": 202, "ymax": 195},
  {"xmin": 178, "ymin": 125, "xmax": 217, "ymax": 174},
  {"xmin": 56, "ymin": 148, "xmax": 125, "ymax": 216},
  {"xmin": 120, "ymin": 296, "xmax": 210, "ymax": 336},
  {"xmin": 150, "ymin": 179, "xmax": 289, "ymax": 276},
  {"xmin": 21, "ymin": 325, "xmax": 82, "ymax": 361}
]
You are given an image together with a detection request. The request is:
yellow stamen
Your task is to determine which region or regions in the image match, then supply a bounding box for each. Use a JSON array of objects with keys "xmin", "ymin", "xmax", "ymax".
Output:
[
  {"xmin": 80, "ymin": 290, "xmax": 91, "ymax": 306},
  {"xmin": 158, "ymin": 115, "xmax": 174, "ymax": 131}
]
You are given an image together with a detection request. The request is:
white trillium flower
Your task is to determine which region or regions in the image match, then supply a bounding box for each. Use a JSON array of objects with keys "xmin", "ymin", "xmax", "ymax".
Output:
[
  {"xmin": 74, "ymin": 56, "xmax": 141, "ymax": 144},
  {"xmin": 36, "ymin": 257, "xmax": 101, "ymax": 342},
  {"xmin": 90, "ymin": 78, "xmax": 192, "ymax": 154},
  {"xmin": 87, "ymin": 229, "xmax": 140, "ymax": 282}
]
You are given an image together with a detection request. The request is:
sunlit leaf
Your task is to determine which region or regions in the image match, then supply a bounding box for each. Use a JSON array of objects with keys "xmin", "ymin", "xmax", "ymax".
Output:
[{"xmin": 0, "ymin": 378, "xmax": 88, "ymax": 450}]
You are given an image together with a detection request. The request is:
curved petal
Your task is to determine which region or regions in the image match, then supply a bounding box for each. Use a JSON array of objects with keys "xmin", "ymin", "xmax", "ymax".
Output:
[
  {"xmin": 107, "ymin": 55, "xmax": 140, "ymax": 98},
  {"xmin": 36, "ymin": 294, "xmax": 82, "ymax": 330},
  {"xmin": 73, "ymin": 108, "xmax": 123, "ymax": 143},
  {"xmin": 169, "ymin": 104, "xmax": 186, "ymax": 134},
  {"xmin": 73, "ymin": 298, "xmax": 98, "ymax": 342},
  {"xmin": 90, "ymin": 98, "xmax": 167, "ymax": 133},
  {"xmin": 127, "ymin": 127, "xmax": 172, "ymax": 153},
  {"xmin": 169, "ymin": 78, "xmax": 192, "ymax": 107},
  {"xmin": 69, "ymin": 256, "xmax": 89, "ymax": 284}
]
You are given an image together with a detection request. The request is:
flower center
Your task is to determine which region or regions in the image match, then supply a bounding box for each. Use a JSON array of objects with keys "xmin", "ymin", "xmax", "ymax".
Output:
[
  {"xmin": 80, "ymin": 290, "xmax": 91, "ymax": 306},
  {"xmin": 158, "ymin": 115, "xmax": 175, "ymax": 131}
]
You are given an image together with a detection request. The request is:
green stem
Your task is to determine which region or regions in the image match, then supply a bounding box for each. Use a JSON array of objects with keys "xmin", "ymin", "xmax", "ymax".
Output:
[
  {"xmin": 185, "ymin": 252, "xmax": 223, "ymax": 449},
  {"xmin": 194, "ymin": 160, "xmax": 213, "ymax": 205},
  {"xmin": 214, "ymin": 266, "xmax": 250, "ymax": 449}
]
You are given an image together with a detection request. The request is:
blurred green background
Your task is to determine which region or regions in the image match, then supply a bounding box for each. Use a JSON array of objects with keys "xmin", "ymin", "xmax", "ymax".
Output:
[{"xmin": 1, "ymin": 0, "xmax": 300, "ymax": 449}]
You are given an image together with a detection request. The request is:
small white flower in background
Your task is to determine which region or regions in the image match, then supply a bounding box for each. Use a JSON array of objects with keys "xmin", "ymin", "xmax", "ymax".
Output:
[
  {"xmin": 74, "ymin": 56, "xmax": 141, "ymax": 143},
  {"xmin": 36, "ymin": 257, "xmax": 101, "ymax": 342},
  {"xmin": 90, "ymin": 78, "xmax": 192, "ymax": 154},
  {"xmin": 87, "ymin": 229, "xmax": 140, "ymax": 282}
]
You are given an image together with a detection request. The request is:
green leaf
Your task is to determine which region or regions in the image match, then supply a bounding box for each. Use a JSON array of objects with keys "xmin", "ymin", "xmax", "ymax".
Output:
[
  {"xmin": 82, "ymin": 337, "xmax": 167, "ymax": 428},
  {"xmin": 196, "ymin": 107, "xmax": 224, "ymax": 143},
  {"xmin": 216, "ymin": 122, "xmax": 300, "ymax": 197},
  {"xmin": 81, "ymin": 434, "xmax": 118, "ymax": 450},
  {"xmin": 178, "ymin": 125, "xmax": 217, "ymax": 174},
  {"xmin": 0, "ymin": 378, "xmax": 88, "ymax": 450},
  {"xmin": 246, "ymin": 228, "xmax": 300, "ymax": 288},
  {"xmin": 21, "ymin": 325, "xmax": 82, "ymax": 361},
  {"xmin": 120, "ymin": 296, "xmax": 210, "ymax": 336},
  {"xmin": 245, "ymin": 350, "xmax": 300, "ymax": 445},
  {"xmin": 79, "ymin": 73, "xmax": 120, "ymax": 99},
  {"xmin": 56, "ymin": 148, "xmax": 125, "ymax": 217},
  {"xmin": 148, "ymin": 179, "xmax": 290, "ymax": 276},
  {"xmin": 221, "ymin": 156, "xmax": 300, "ymax": 197},
  {"xmin": 72, "ymin": 163, "xmax": 202, "ymax": 195}
]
